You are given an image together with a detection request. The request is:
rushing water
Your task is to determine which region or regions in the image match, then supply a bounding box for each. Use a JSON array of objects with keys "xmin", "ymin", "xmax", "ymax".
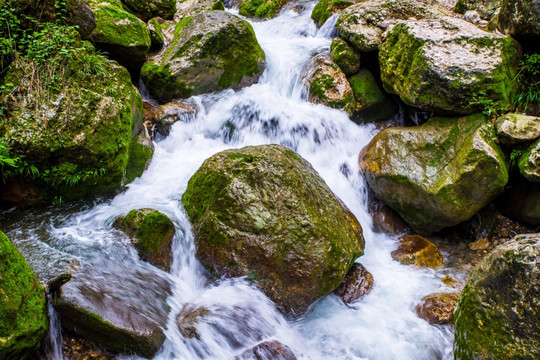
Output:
[{"xmin": 2, "ymin": 2, "xmax": 459, "ymax": 359}]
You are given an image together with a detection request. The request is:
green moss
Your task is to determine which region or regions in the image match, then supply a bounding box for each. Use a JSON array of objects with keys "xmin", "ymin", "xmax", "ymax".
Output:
[
  {"xmin": 311, "ymin": 0, "xmax": 354, "ymax": 26},
  {"xmin": 211, "ymin": 0, "xmax": 225, "ymax": 10},
  {"xmin": 309, "ymin": 74, "xmax": 335, "ymax": 100},
  {"xmin": 125, "ymin": 136, "xmax": 153, "ymax": 183},
  {"xmin": 0, "ymin": 230, "xmax": 47, "ymax": 359},
  {"xmin": 330, "ymin": 37, "xmax": 360, "ymax": 76},
  {"xmin": 239, "ymin": 0, "xmax": 287, "ymax": 18},
  {"xmin": 148, "ymin": 18, "xmax": 164, "ymax": 50},
  {"xmin": 453, "ymin": 0, "xmax": 466, "ymax": 13},
  {"xmin": 141, "ymin": 62, "xmax": 193, "ymax": 102}
]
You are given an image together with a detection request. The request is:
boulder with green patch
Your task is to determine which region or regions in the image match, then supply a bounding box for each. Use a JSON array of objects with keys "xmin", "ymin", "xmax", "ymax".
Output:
[
  {"xmin": 305, "ymin": 54, "xmax": 355, "ymax": 116},
  {"xmin": 330, "ymin": 37, "xmax": 360, "ymax": 76},
  {"xmin": 239, "ymin": 0, "xmax": 289, "ymax": 19},
  {"xmin": 497, "ymin": 0, "xmax": 540, "ymax": 38},
  {"xmin": 359, "ymin": 114, "xmax": 508, "ymax": 234},
  {"xmin": 125, "ymin": 132, "xmax": 154, "ymax": 183},
  {"xmin": 453, "ymin": 0, "xmax": 500, "ymax": 20},
  {"xmin": 0, "ymin": 43, "xmax": 144, "ymax": 202},
  {"xmin": 349, "ymin": 68, "xmax": 397, "ymax": 123},
  {"xmin": 454, "ymin": 233, "xmax": 540, "ymax": 359},
  {"xmin": 87, "ymin": 0, "xmax": 151, "ymax": 70},
  {"xmin": 182, "ymin": 144, "xmax": 364, "ymax": 316},
  {"xmin": 175, "ymin": 0, "xmax": 224, "ymax": 18},
  {"xmin": 141, "ymin": 11, "xmax": 266, "ymax": 103},
  {"xmin": 148, "ymin": 17, "xmax": 164, "ymax": 50},
  {"xmin": 120, "ymin": 0, "xmax": 176, "ymax": 21},
  {"xmin": 311, "ymin": 0, "xmax": 359, "ymax": 27},
  {"xmin": 113, "ymin": 208, "xmax": 175, "ymax": 271},
  {"xmin": 496, "ymin": 113, "xmax": 540, "ymax": 145},
  {"xmin": 379, "ymin": 17, "xmax": 520, "ymax": 114},
  {"xmin": 336, "ymin": 0, "xmax": 448, "ymax": 52},
  {"xmin": 518, "ymin": 138, "xmax": 540, "ymax": 182},
  {"xmin": 0, "ymin": 230, "xmax": 48, "ymax": 359}
]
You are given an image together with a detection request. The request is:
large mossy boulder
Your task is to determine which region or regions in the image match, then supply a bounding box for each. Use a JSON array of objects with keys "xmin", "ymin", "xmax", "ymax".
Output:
[
  {"xmin": 518, "ymin": 138, "xmax": 540, "ymax": 182},
  {"xmin": 120, "ymin": 0, "xmax": 176, "ymax": 21},
  {"xmin": 113, "ymin": 208, "xmax": 175, "ymax": 271},
  {"xmin": 453, "ymin": 0, "xmax": 499, "ymax": 20},
  {"xmin": 348, "ymin": 68, "xmax": 397, "ymax": 123},
  {"xmin": 305, "ymin": 55, "xmax": 356, "ymax": 116},
  {"xmin": 454, "ymin": 233, "xmax": 540, "ymax": 359},
  {"xmin": 498, "ymin": 0, "xmax": 540, "ymax": 39},
  {"xmin": 379, "ymin": 17, "xmax": 521, "ymax": 115},
  {"xmin": 87, "ymin": 0, "xmax": 151, "ymax": 71},
  {"xmin": 239, "ymin": 0, "xmax": 289, "ymax": 18},
  {"xmin": 359, "ymin": 114, "xmax": 508, "ymax": 234},
  {"xmin": 0, "ymin": 44, "xmax": 145, "ymax": 202},
  {"xmin": 495, "ymin": 113, "xmax": 540, "ymax": 146},
  {"xmin": 0, "ymin": 230, "xmax": 48, "ymax": 359},
  {"xmin": 311, "ymin": 0, "xmax": 358, "ymax": 27},
  {"xmin": 335, "ymin": 0, "xmax": 448, "ymax": 52},
  {"xmin": 53, "ymin": 263, "xmax": 171, "ymax": 358},
  {"xmin": 182, "ymin": 145, "xmax": 365, "ymax": 315},
  {"xmin": 141, "ymin": 11, "xmax": 266, "ymax": 103}
]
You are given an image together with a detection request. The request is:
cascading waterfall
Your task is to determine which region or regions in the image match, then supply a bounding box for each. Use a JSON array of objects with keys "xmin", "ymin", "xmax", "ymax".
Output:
[{"xmin": 2, "ymin": 2, "xmax": 458, "ymax": 359}]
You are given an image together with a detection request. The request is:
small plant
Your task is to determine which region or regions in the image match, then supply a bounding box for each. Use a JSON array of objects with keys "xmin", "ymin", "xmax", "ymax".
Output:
[
  {"xmin": 468, "ymin": 96, "xmax": 509, "ymax": 119},
  {"xmin": 514, "ymin": 53, "xmax": 540, "ymax": 115}
]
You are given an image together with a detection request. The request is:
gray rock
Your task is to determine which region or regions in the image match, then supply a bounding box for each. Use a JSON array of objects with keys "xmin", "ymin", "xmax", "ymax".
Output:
[
  {"xmin": 175, "ymin": 0, "xmax": 224, "ymax": 19},
  {"xmin": 497, "ymin": 0, "xmax": 540, "ymax": 38},
  {"xmin": 454, "ymin": 0, "xmax": 500, "ymax": 20},
  {"xmin": 454, "ymin": 233, "xmax": 540, "ymax": 359},
  {"xmin": 379, "ymin": 17, "xmax": 521, "ymax": 114},
  {"xmin": 519, "ymin": 138, "xmax": 540, "ymax": 182},
  {"xmin": 121, "ymin": 0, "xmax": 177, "ymax": 21},
  {"xmin": 496, "ymin": 113, "xmax": 540, "ymax": 145}
]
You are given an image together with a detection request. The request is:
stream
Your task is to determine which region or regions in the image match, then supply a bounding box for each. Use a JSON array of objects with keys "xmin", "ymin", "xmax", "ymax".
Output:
[{"xmin": 2, "ymin": 2, "xmax": 458, "ymax": 359}]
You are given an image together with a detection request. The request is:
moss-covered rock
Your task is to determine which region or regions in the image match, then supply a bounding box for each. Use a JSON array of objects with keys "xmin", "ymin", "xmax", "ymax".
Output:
[
  {"xmin": 239, "ymin": 0, "xmax": 289, "ymax": 18},
  {"xmin": 87, "ymin": 0, "xmax": 151, "ymax": 71},
  {"xmin": 498, "ymin": 0, "xmax": 540, "ymax": 39},
  {"xmin": 348, "ymin": 68, "xmax": 397, "ymax": 123},
  {"xmin": 113, "ymin": 208, "xmax": 174, "ymax": 271},
  {"xmin": 141, "ymin": 11, "xmax": 266, "ymax": 103},
  {"xmin": 330, "ymin": 37, "xmax": 360, "ymax": 76},
  {"xmin": 518, "ymin": 138, "xmax": 540, "ymax": 182},
  {"xmin": 175, "ymin": 0, "xmax": 225, "ymax": 18},
  {"xmin": 415, "ymin": 292, "xmax": 459, "ymax": 325},
  {"xmin": 359, "ymin": 114, "xmax": 508, "ymax": 234},
  {"xmin": 182, "ymin": 144, "xmax": 364, "ymax": 315},
  {"xmin": 336, "ymin": 0, "xmax": 448, "ymax": 52},
  {"xmin": 453, "ymin": 0, "xmax": 499, "ymax": 20},
  {"xmin": 0, "ymin": 230, "xmax": 48, "ymax": 359},
  {"xmin": 120, "ymin": 0, "xmax": 176, "ymax": 21},
  {"xmin": 148, "ymin": 17, "xmax": 164, "ymax": 50},
  {"xmin": 53, "ymin": 263, "xmax": 171, "ymax": 358},
  {"xmin": 391, "ymin": 234, "xmax": 444, "ymax": 268},
  {"xmin": 496, "ymin": 113, "xmax": 540, "ymax": 145},
  {"xmin": 125, "ymin": 133, "xmax": 153, "ymax": 183},
  {"xmin": 454, "ymin": 233, "xmax": 540, "ymax": 359},
  {"xmin": 0, "ymin": 43, "xmax": 144, "ymax": 202},
  {"xmin": 311, "ymin": 0, "xmax": 358, "ymax": 27},
  {"xmin": 305, "ymin": 54, "xmax": 356, "ymax": 116},
  {"xmin": 379, "ymin": 17, "xmax": 521, "ymax": 114}
]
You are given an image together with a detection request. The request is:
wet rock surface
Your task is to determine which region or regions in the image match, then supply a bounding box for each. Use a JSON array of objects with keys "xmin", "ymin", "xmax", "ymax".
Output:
[
  {"xmin": 391, "ymin": 234, "xmax": 444, "ymax": 269},
  {"xmin": 182, "ymin": 144, "xmax": 364, "ymax": 315},
  {"xmin": 334, "ymin": 262, "xmax": 374, "ymax": 304},
  {"xmin": 237, "ymin": 340, "xmax": 297, "ymax": 360},
  {"xmin": 415, "ymin": 292, "xmax": 459, "ymax": 324}
]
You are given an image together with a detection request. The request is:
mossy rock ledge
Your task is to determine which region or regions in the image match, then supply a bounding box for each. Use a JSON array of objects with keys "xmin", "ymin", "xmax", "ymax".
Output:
[
  {"xmin": 239, "ymin": 0, "xmax": 289, "ymax": 19},
  {"xmin": 305, "ymin": 54, "xmax": 356, "ymax": 116},
  {"xmin": 379, "ymin": 17, "xmax": 520, "ymax": 114},
  {"xmin": 113, "ymin": 208, "xmax": 175, "ymax": 272},
  {"xmin": 141, "ymin": 11, "xmax": 266, "ymax": 103},
  {"xmin": 182, "ymin": 144, "xmax": 365, "ymax": 316},
  {"xmin": 336, "ymin": 0, "xmax": 448, "ymax": 52},
  {"xmin": 454, "ymin": 233, "xmax": 540, "ymax": 359},
  {"xmin": 0, "ymin": 230, "xmax": 48, "ymax": 359},
  {"xmin": 359, "ymin": 114, "xmax": 508, "ymax": 234}
]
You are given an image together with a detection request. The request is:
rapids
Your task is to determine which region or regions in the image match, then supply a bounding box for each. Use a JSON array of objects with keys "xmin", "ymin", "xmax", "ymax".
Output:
[{"xmin": 1, "ymin": 2, "xmax": 458, "ymax": 359}]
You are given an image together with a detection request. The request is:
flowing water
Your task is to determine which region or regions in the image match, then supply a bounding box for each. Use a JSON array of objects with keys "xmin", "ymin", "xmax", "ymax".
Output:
[{"xmin": 2, "ymin": 2, "xmax": 458, "ymax": 359}]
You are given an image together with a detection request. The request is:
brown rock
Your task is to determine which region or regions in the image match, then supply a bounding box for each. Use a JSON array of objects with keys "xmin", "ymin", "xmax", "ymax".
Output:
[
  {"xmin": 334, "ymin": 263, "xmax": 373, "ymax": 304},
  {"xmin": 415, "ymin": 292, "xmax": 459, "ymax": 324},
  {"xmin": 373, "ymin": 205, "xmax": 409, "ymax": 235},
  {"xmin": 155, "ymin": 101, "xmax": 198, "ymax": 136},
  {"xmin": 441, "ymin": 275, "xmax": 459, "ymax": 288},
  {"xmin": 237, "ymin": 340, "xmax": 297, "ymax": 360},
  {"xmin": 391, "ymin": 235, "xmax": 444, "ymax": 269},
  {"xmin": 62, "ymin": 333, "xmax": 114, "ymax": 360},
  {"xmin": 176, "ymin": 304, "xmax": 209, "ymax": 339},
  {"xmin": 468, "ymin": 237, "xmax": 490, "ymax": 251}
]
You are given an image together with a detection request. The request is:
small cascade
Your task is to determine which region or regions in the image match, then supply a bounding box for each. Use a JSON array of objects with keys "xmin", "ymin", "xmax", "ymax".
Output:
[{"xmin": 41, "ymin": 294, "xmax": 63, "ymax": 360}]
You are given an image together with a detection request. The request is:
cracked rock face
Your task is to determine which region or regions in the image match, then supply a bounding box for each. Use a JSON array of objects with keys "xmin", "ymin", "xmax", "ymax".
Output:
[
  {"xmin": 359, "ymin": 114, "xmax": 508, "ymax": 234},
  {"xmin": 379, "ymin": 16, "xmax": 521, "ymax": 114}
]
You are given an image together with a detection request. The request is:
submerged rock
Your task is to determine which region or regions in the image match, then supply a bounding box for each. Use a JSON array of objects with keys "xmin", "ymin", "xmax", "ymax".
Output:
[
  {"xmin": 497, "ymin": 0, "xmax": 540, "ymax": 39},
  {"xmin": 454, "ymin": 233, "xmax": 540, "ymax": 359},
  {"xmin": 154, "ymin": 101, "xmax": 198, "ymax": 136},
  {"xmin": 518, "ymin": 138, "xmax": 540, "ymax": 182},
  {"xmin": 305, "ymin": 55, "xmax": 356, "ymax": 116},
  {"xmin": 237, "ymin": 340, "xmax": 297, "ymax": 360},
  {"xmin": 330, "ymin": 37, "xmax": 360, "ymax": 76},
  {"xmin": 334, "ymin": 262, "xmax": 374, "ymax": 304},
  {"xmin": 359, "ymin": 114, "xmax": 508, "ymax": 234},
  {"xmin": 311, "ymin": 0, "xmax": 359, "ymax": 27},
  {"xmin": 349, "ymin": 68, "xmax": 397, "ymax": 123},
  {"xmin": 53, "ymin": 262, "xmax": 171, "ymax": 358},
  {"xmin": 415, "ymin": 292, "xmax": 459, "ymax": 325},
  {"xmin": 141, "ymin": 11, "xmax": 266, "ymax": 103},
  {"xmin": 495, "ymin": 113, "xmax": 540, "ymax": 146},
  {"xmin": 379, "ymin": 17, "xmax": 520, "ymax": 114},
  {"xmin": 87, "ymin": 0, "xmax": 151, "ymax": 71},
  {"xmin": 113, "ymin": 208, "xmax": 175, "ymax": 271},
  {"xmin": 0, "ymin": 230, "xmax": 48, "ymax": 359},
  {"xmin": 336, "ymin": 0, "xmax": 448, "ymax": 52},
  {"xmin": 182, "ymin": 145, "xmax": 364, "ymax": 315},
  {"xmin": 239, "ymin": 0, "xmax": 289, "ymax": 18},
  {"xmin": 121, "ymin": 0, "xmax": 176, "ymax": 21},
  {"xmin": 391, "ymin": 234, "xmax": 444, "ymax": 269}
]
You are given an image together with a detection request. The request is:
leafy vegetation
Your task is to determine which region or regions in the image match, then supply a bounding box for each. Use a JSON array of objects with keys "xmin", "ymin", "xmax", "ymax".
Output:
[
  {"xmin": 468, "ymin": 95, "xmax": 510, "ymax": 119},
  {"xmin": 514, "ymin": 53, "xmax": 540, "ymax": 115}
]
